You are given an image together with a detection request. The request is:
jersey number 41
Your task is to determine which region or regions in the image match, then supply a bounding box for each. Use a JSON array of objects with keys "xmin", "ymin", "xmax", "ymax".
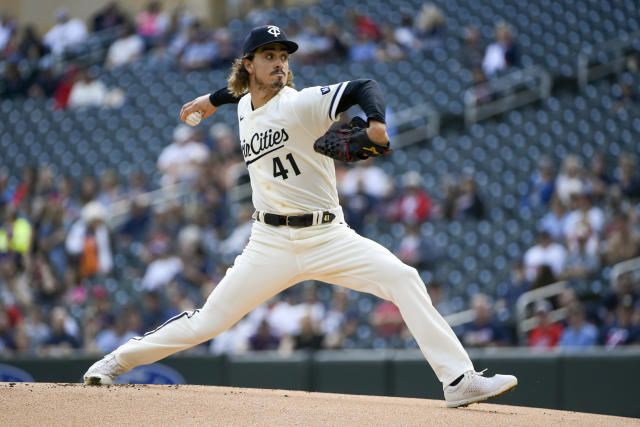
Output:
[{"xmin": 273, "ymin": 153, "xmax": 301, "ymax": 180}]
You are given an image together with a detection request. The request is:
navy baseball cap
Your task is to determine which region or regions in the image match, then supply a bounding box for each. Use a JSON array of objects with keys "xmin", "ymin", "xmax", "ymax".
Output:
[{"xmin": 242, "ymin": 25, "xmax": 298, "ymax": 55}]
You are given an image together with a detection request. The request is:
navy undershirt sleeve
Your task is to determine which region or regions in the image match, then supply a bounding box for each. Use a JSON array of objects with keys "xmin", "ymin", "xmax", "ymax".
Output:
[
  {"xmin": 209, "ymin": 88, "xmax": 241, "ymax": 107},
  {"xmin": 335, "ymin": 79, "xmax": 386, "ymax": 123}
]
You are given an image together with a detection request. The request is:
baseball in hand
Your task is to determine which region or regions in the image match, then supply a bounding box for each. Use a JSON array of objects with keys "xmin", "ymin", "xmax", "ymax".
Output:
[{"xmin": 185, "ymin": 111, "xmax": 203, "ymax": 126}]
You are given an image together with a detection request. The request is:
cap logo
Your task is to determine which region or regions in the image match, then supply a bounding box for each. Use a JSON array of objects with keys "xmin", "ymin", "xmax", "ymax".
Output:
[{"xmin": 267, "ymin": 25, "xmax": 281, "ymax": 37}]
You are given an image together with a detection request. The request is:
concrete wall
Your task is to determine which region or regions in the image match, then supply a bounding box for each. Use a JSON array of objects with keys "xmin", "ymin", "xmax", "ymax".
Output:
[{"xmin": 2, "ymin": 348, "xmax": 638, "ymax": 418}]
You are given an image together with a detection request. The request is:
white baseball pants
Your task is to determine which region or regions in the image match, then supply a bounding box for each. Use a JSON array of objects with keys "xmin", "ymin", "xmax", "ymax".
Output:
[{"xmin": 114, "ymin": 212, "xmax": 474, "ymax": 386}]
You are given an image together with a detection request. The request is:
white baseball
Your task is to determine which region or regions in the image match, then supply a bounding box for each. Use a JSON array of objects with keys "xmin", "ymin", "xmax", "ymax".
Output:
[{"xmin": 185, "ymin": 111, "xmax": 203, "ymax": 126}]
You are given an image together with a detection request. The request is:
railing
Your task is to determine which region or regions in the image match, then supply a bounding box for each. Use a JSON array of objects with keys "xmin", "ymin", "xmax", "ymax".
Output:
[
  {"xmin": 107, "ymin": 181, "xmax": 195, "ymax": 228},
  {"xmin": 391, "ymin": 103, "xmax": 440, "ymax": 149},
  {"xmin": 577, "ymin": 31, "xmax": 640, "ymax": 88},
  {"xmin": 610, "ymin": 256, "xmax": 640, "ymax": 290},
  {"xmin": 443, "ymin": 309, "xmax": 474, "ymax": 328},
  {"xmin": 464, "ymin": 66, "xmax": 552, "ymax": 125},
  {"xmin": 515, "ymin": 280, "xmax": 569, "ymax": 343}
]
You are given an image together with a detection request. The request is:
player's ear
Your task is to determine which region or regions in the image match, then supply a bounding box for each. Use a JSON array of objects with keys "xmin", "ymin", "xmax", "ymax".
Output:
[{"xmin": 243, "ymin": 58, "xmax": 254, "ymax": 74}]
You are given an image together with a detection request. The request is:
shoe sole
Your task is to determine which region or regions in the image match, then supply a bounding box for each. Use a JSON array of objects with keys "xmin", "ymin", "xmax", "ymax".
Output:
[{"xmin": 446, "ymin": 379, "xmax": 518, "ymax": 408}]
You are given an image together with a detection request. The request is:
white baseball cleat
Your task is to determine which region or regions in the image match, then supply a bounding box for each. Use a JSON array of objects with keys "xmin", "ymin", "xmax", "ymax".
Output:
[
  {"xmin": 444, "ymin": 369, "xmax": 518, "ymax": 408},
  {"xmin": 83, "ymin": 353, "xmax": 127, "ymax": 386}
]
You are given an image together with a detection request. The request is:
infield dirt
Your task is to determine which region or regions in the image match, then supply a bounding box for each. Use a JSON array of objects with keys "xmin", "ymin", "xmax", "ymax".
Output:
[{"xmin": 1, "ymin": 382, "xmax": 637, "ymax": 426}]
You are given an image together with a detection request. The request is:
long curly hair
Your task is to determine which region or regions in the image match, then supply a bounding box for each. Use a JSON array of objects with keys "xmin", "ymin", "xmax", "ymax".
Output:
[{"xmin": 227, "ymin": 53, "xmax": 295, "ymax": 97}]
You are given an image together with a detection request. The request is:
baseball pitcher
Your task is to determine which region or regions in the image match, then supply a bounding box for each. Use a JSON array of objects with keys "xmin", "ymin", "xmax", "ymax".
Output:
[{"xmin": 85, "ymin": 25, "xmax": 517, "ymax": 407}]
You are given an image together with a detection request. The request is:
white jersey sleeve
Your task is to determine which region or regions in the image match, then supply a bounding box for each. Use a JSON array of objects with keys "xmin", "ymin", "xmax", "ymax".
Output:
[{"xmin": 288, "ymin": 81, "xmax": 349, "ymax": 138}]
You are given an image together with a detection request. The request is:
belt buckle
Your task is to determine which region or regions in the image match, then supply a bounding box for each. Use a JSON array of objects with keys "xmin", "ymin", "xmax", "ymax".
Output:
[{"xmin": 285, "ymin": 215, "xmax": 290, "ymax": 226}]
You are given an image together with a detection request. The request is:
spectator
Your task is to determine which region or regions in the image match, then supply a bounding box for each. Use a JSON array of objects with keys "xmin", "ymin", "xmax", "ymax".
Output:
[
  {"xmin": 140, "ymin": 290, "xmax": 169, "ymax": 331},
  {"xmin": 461, "ymin": 27, "xmax": 483, "ymax": 70},
  {"xmin": 584, "ymin": 153, "xmax": 612, "ymax": 203},
  {"xmin": 52, "ymin": 64, "xmax": 79, "ymax": 110},
  {"xmin": 65, "ymin": 201, "xmax": 113, "ymax": 280},
  {"xmin": 427, "ymin": 281, "xmax": 453, "ymax": 317},
  {"xmin": 559, "ymin": 302, "xmax": 598, "ymax": 351},
  {"xmin": 560, "ymin": 222, "xmax": 600, "ymax": 281},
  {"xmin": 135, "ymin": 1, "xmax": 169, "ymax": 48},
  {"xmin": 42, "ymin": 306, "xmax": 81, "ymax": 356},
  {"xmin": 394, "ymin": 15, "xmax": 419, "ymax": 52},
  {"xmin": 0, "ymin": 206, "xmax": 33, "ymax": 260},
  {"xmin": 530, "ymin": 264, "xmax": 556, "ymax": 291},
  {"xmin": 0, "ymin": 61, "xmax": 28, "ymax": 98},
  {"xmin": 395, "ymin": 223, "xmax": 438, "ymax": 270},
  {"xmin": 141, "ymin": 237, "xmax": 182, "ymax": 291},
  {"xmin": 482, "ymin": 21, "xmax": 519, "ymax": 77},
  {"xmin": 528, "ymin": 300, "xmax": 563, "ymax": 349},
  {"xmin": 18, "ymin": 25, "xmax": 49, "ymax": 64},
  {"xmin": 563, "ymin": 192, "xmax": 605, "ymax": 238},
  {"xmin": 68, "ymin": 68, "xmax": 125, "ymax": 109},
  {"xmin": 499, "ymin": 262, "xmax": 531, "ymax": 312},
  {"xmin": 375, "ymin": 26, "xmax": 405, "ymax": 62},
  {"xmin": 267, "ymin": 292, "xmax": 305, "ymax": 337},
  {"xmin": 213, "ymin": 28, "xmax": 236, "ymax": 66},
  {"xmin": 92, "ymin": 2, "xmax": 126, "ymax": 33},
  {"xmin": 415, "ymin": 3, "xmax": 445, "ymax": 49},
  {"xmin": 43, "ymin": 9, "xmax": 88, "ymax": 56},
  {"xmin": 178, "ymin": 24, "xmax": 218, "ymax": 71},
  {"xmin": 352, "ymin": 12, "xmax": 382, "ymax": 42},
  {"xmin": 602, "ymin": 272, "xmax": 638, "ymax": 323},
  {"xmin": 292, "ymin": 315, "xmax": 325, "ymax": 350},
  {"xmin": 97, "ymin": 169, "xmax": 124, "ymax": 209},
  {"xmin": 524, "ymin": 156, "xmax": 556, "ymax": 209},
  {"xmin": 157, "ymin": 124, "xmax": 210, "ymax": 186},
  {"xmin": 105, "ymin": 24, "xmax": 145, "ymax": 68},
  {"xmin": 391, "ymin": 171, "xmax": 432, "ymax": 223},
  {"xmin": 219, "ymin": 205, "xmax": 252, "ymax": 260},
  {"xmin": 600, "ymin": 295, "xmax": 640, "ymax": 348},
  {"xmin": 119, "ymin": 195, "xmax": 151, "ymax": 243},
  {"xmin": 0, "ymin": 303, "xmax": 15, "ymax": 353},
  {"xmin": 28, "ymin": 65, "xmax": 60, "ymax": 99},
  {"xmin": 453, "ymin": 174, "xmax": 485, "ymax": 219},
  {"xmin": 461, "ymin": 293, "xmax": 509, "ymax": 347},
  {"xmin": 249, "ymin": 320, "xmax": 280, "ymax": 351},
  {"xmin": 613, "ymin": 74, "xmax": 639, "ymax": 111},
  {"xmin": 602, "ymin": 212, "xmax": 640, "ymax": 266},
  {"xmin": 339, "ymin": 159, "xmax": 392, "ymax": 204},
  {"xmin": 94, "ymin": 308, "xmax": 140, "ymax": 353},
  {"xmin": 370, "ymin": 300, "xmax": 404, "ymax": 338},
  {"xmin": 555, "ymin": 155, "xmax": 585, "ymax": 205},
  {"xmin": 523, "ymin": 231, "xmax": 567, "ymax": 282},
  {"xmin": 349, "ymin": 33, "xmax": 377, "ymax": 63},
  {"xmin": 0, "ymin": 11, "xmax": 16, "ymax": 54},
  {"xmin": 538, "ymin": 196, "xmax": 568, "ymax": 241},
  {"xmin": 613, "ymin": 153, "xmax": 640, "ymax": 201},
  {"xmin": 323, "ymin": 22, "xmax": 349, "ymax": 61},
  {"xmin": 23, "ymin": 309, "xmax": 51, "ymax": 350}
]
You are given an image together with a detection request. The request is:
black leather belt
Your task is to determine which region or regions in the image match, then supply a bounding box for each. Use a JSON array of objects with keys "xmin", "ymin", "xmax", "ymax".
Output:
[{"xmin": 259, "ymin": 211, "xmax": 336, "ymax": 227}]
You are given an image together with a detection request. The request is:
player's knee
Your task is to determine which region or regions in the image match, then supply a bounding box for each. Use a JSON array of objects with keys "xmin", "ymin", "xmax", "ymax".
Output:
[{"xmin": 390, "ymin": 264, "xmax": 423, "ymax": 291}]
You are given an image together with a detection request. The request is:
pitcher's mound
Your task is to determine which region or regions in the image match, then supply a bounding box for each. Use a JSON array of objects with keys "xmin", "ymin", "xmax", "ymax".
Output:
[{"xmin": 0, "ymin": 382, "xmax": 635, "ymax": 426}]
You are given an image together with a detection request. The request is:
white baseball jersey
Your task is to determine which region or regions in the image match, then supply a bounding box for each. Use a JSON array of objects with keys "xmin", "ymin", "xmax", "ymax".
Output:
[{"xmin": 237, "ymin": 82, "xmax": 348, "ymax": 214}]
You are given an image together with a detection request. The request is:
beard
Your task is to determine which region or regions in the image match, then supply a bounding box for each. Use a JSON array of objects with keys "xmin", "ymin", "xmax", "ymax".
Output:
[{"xmin": 255, "ymin": 73, "xmax": 286, "ymax": 92}]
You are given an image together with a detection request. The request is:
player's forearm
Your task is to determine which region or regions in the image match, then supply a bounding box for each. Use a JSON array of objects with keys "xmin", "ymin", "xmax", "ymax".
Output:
[
  {"xmin": 209, "ymin": 87, "xmax": 241, "ymax": 107},
  {"xmin": 336, "ymin": 79, "xmax": 386, "ymax": 123}
]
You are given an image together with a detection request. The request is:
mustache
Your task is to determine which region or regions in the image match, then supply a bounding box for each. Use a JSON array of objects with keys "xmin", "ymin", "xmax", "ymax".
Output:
[{"xmin": 271, "ymin": 69, "xmax": 286, "ymax": 75}]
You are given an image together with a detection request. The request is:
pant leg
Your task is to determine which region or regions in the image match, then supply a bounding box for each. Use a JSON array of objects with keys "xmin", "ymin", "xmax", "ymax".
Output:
[
  {"xmin": 115, "ymin": 223, "xmax": 300, "ymax": 369},
  {"xmin": 299, "ymin": 224, "xmax": 474, "ymax": 386}
]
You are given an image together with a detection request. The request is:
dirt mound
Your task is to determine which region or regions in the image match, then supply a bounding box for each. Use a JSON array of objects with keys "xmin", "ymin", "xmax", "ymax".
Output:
[{"xmin": 0, "ymin": 382, "xmax": 636, "ymax": 426}]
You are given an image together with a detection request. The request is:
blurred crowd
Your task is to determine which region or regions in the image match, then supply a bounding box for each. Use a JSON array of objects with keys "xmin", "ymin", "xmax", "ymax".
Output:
[
  {"xmin": 2, "ymin": 114, "xmax": 639, "ymax": 357},
  {"xmin": 1, "ymin": 2, "xmax": 640, "ymax": 358}
]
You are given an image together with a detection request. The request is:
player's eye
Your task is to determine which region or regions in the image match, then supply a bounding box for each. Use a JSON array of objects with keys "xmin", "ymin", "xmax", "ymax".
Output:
[{"xmin": 266, "ymin": 54, "xmax": 273, "ymax": 59}]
